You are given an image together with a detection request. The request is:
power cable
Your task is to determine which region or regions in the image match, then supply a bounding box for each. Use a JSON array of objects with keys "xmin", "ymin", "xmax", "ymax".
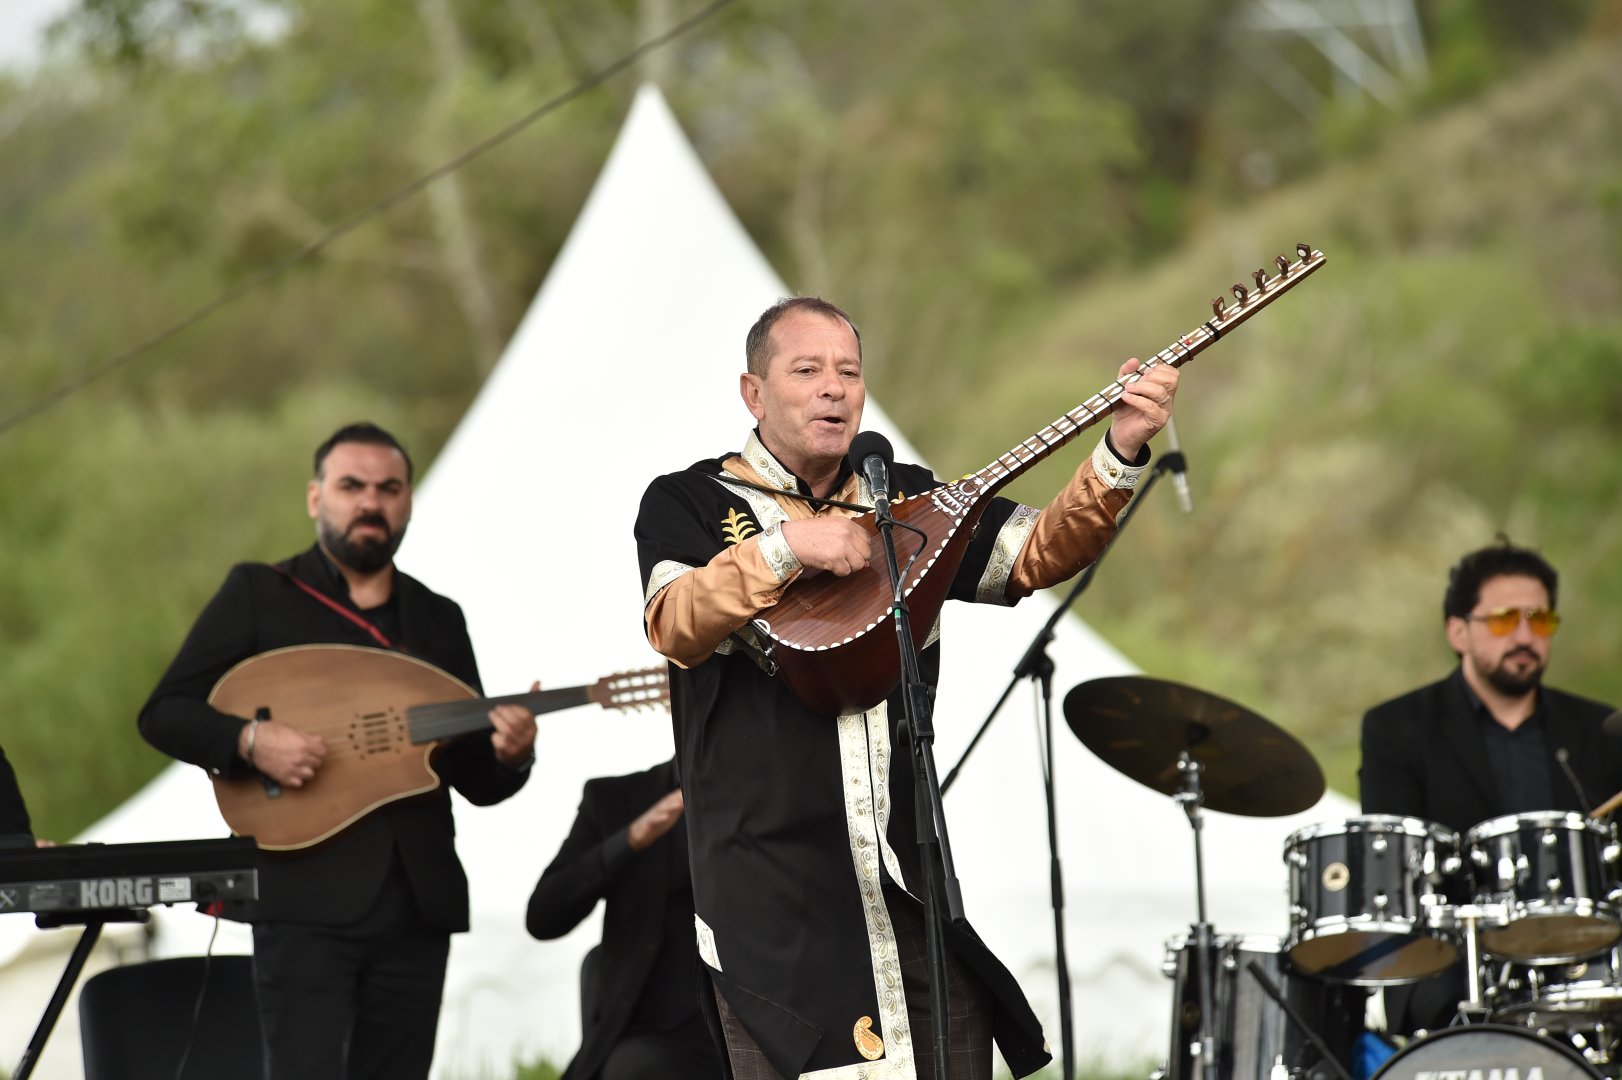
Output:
[{"xmin": 0, "ymin": 0, "xmax": 740, "ymax": 440}]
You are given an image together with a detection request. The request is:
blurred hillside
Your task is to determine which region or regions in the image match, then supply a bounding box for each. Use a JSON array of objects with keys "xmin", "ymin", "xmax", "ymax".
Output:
[{"xmin": 1, "ymin": 0, "xmax": 1619, "ymax": 836}]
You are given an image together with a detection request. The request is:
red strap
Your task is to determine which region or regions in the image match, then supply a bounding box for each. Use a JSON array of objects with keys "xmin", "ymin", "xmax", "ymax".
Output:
[{"xmin": 272, "ymin": 567, "xmax": 398, "ymax": 650}]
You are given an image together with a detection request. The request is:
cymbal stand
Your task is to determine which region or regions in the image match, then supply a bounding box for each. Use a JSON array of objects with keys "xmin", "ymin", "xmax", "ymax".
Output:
[
  {"xmin": 942, "ymin": 458, "xmax": 1173, "ymax": 1080},
  {"xmin": 1175, "ymin": 750, "xmax": 1220, "ymax": 1080}
]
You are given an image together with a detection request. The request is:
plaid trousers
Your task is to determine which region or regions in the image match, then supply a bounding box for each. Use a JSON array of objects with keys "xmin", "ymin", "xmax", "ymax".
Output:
[{"xmin": 713, "ymin": 888, "xmax": 994, "ymax": 1079}]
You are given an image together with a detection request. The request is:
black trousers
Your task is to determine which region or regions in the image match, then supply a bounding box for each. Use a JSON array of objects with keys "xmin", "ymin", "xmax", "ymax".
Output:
[
  {"xmin": 598, "ymin": 1023, "xmax": 724, "ymax": 1080},
  {"xmin": 251, "ymin": 868, "xmax": 450, "ymax": 1080},
  {"xmin": 713, "ymin": 888, "xmax": 993, "ymax": 1079}
]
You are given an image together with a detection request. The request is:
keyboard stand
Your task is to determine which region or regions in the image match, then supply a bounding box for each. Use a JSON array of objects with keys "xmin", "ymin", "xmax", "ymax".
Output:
[{"xmin": 13, "ymin": 907, "xmax": 149, "ymax": 1080}]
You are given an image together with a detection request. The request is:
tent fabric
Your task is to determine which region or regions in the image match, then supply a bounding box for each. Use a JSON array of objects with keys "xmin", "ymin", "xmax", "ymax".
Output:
[{"xmin": 0, "ymin": 85, "xmax": 1355, "ymax": 1078}]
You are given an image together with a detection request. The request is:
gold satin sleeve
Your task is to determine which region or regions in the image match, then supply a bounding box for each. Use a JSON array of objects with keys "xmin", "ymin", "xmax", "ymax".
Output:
[
  {"xmin": 645, "ymin": 535, "xmax": 798, "ymax": 669},
  {"xmin": 1006, "ymin": 454, "xmax": 1135, "ymax": 600}
]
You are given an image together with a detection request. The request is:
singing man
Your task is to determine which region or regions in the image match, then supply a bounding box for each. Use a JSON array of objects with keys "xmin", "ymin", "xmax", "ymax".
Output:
[{"xmin": 633, "ymin": 296, "xmax": 1178, "ymax": 1078}]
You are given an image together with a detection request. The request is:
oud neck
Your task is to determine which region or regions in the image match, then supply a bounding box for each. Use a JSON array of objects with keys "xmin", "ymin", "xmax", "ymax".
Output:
[
  {"xmin": 967, "ymin": 244, "xmax": 1325, "ymax": 499},
  {"xmin": 406, "ymin": 686, "xmax": 592, "ymax": 745}
]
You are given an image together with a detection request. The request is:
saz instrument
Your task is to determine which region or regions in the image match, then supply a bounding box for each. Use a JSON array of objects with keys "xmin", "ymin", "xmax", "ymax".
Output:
[
  {"xmin": 755, "ymin": 243, "xmax": 1327, "ymax": 717},
  {"xmin": 209, "ymin": 644, "xmax": 668, "ymax": 850}
]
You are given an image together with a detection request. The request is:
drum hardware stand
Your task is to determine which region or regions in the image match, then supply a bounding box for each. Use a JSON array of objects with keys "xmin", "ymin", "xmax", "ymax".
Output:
[
  {"xmin": 1243, "ymin": 960, "xmax": 1356, "ymax": 1080},
  {"xmin": 1454, "ymin": 904, "xmax": 1495, "ymax": 1023},
  {"xmin": 941, "ymin": 458, "xmax": 1174, "ymax": 1080},
  {"xmin": 871, "ymin": 472, "xmax": 961, "ymax": 1080},
  {"xmin": 1176, "ymin": 750, "xmax": 1223, "ymax": 1080}
]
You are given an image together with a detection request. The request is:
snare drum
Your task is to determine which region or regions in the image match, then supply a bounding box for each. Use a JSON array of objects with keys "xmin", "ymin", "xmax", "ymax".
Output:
[
  {"xmin": 1161, "ymin": 932, "xmax": 1360, "ymax": 1080},
  {"xmin": 1284, "ymin": 816, "xmax": 1461, "ymax": 985},
  {"xmin": 1466, "ymin": 812, "xmax": 1622, "ymax": 963}
]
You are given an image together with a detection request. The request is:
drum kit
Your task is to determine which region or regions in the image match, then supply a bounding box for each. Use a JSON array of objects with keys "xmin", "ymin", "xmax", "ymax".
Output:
[{"xmin": 1064, "ymin": 676, "xmax": 1622, "ymax": 1080}]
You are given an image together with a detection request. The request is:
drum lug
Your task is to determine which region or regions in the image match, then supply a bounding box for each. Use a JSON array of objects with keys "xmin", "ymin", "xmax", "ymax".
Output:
[
  {"xmin": 1605, "ymin": 841, "xmax": 1621, "ymax": 864},
  {"xmin": 1471, "ymin": 847, "xmax": 1491, "ymax": 868},
  {"xmin": 1542, "ymin": 830, "xmax": 1560, "ymax": 849}
]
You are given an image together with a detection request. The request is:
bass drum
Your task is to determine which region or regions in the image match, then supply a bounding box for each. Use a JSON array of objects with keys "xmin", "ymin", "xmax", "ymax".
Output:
[
  {"xmin": 1162, "ymin": 932, "xmax": 1361, "ymax": 1080},
  {"xmin": 1372, "ymin": 1024, "xmax": 1602, "ymax": 1080}
]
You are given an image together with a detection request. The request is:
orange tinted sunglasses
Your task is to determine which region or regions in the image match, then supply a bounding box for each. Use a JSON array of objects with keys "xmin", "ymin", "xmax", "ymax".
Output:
[{"xmin": 1467, "ymin": 606, "xmax": 1561, "ymax": 637}]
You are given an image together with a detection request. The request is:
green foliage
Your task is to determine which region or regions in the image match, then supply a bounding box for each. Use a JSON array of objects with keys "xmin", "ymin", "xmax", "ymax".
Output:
[{"xmin": 929, "ymin": 34, "xmax": 1622, "ymax": 799}]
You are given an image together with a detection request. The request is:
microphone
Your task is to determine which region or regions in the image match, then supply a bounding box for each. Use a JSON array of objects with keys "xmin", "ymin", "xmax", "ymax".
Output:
[
  {"xmin": 847, "ymin": 430, "xmax": 895, "ymax": 515},
  {"xmin": 1556, "ymin": 747, "xmax": 1594, "ymax": 816},
  {"xmin": 1162, "ymin": 416, "xmax": 1193, "ymax": 515}
]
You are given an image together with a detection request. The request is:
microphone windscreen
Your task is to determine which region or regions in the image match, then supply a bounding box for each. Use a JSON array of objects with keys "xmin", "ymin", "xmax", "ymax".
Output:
[{"xmin": 846, "ymin": 430, "xmax": 894, "ymax": 475}]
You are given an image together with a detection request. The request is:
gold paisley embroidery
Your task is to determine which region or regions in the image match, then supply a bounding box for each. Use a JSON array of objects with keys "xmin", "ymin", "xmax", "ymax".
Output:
[
  {"xmin": 721, "ymin": 508, "xmax": 758, "ymax": 545},
  {"xmin": 854, "ymin": 1016, "xmax": 885, "ymax": 1061}
]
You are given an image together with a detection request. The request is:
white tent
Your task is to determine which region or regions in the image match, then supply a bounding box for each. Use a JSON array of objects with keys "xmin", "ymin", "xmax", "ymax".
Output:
[{"xmin": 0, "ymin": 85, "xmax": 1354, "ymax": 1079}]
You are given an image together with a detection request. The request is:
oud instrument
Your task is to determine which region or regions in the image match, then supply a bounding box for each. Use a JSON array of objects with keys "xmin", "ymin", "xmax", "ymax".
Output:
[
  {"xmin": 209, "ymin": 644, "xmax": 668, "ymax": 850},
  {"xmin": 754, "ymin": 243, "xmax": 1327, "ymax": 717}
]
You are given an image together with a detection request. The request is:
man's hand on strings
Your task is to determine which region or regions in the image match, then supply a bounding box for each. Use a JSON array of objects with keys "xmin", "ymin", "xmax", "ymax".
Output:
[
  {"xmin": 1108, "ymin": 358, "xmax": 1179, "ymax": 461},
  {"xmin": 489, "ymin": 681, "xmax": 539, "ymax": 768},
  {"xmin": 244, "ymin": 721, "xmax": 328, "ymax": 788}
]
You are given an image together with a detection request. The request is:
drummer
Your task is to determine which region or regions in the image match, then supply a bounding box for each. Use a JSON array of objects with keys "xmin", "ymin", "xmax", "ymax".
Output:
[{"xmin": 1359, "ymin": 537, "xmax": 1620, "ymax": 1033}]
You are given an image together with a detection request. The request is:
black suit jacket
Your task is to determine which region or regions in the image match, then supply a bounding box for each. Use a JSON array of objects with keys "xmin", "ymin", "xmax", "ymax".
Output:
[
  {"xmin": 139, "ymin": 545, "xmax": 528, "ymax": 928},
  {"xmin": 526, "ymin": 759, "xmax": 702, "ymax": 1080},
  {"xmin": 1360, "ymin": 668, "xmax": 1621, "ymax": 835},
  {"xmin": 0, "ymin": 744, "xmax": 34, "ymax": 847}
]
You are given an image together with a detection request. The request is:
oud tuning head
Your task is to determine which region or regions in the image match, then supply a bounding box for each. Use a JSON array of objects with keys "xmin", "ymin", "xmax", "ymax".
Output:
[
  {"xmin": 1276, "ymin": 253, "xmax": 1291, "ymax": 275},
  {"xmin": 1253, "ymin": 268, "xmax": 1267, "ymax": 290},
  {"xmin": 1296, "ymin": 242, "xmax": 1312, "ymax": 260},
  {"xmin": 1232, "ymin": 282, "xmax": 1249, "ymax": 303},
  {"xmin": 1211, "ymin": 296, "xmax": 1226, "ymax": 317}
]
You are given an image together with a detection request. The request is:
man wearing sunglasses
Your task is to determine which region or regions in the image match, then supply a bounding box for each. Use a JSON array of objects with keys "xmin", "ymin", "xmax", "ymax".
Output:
[
  {"xmin": 1359, "ymin": 539, "xmax": 1618, "ymax": 834},
  {"xmin": 1359, "ymin": 539, "xmax": 1619, "ymax": 1036}
]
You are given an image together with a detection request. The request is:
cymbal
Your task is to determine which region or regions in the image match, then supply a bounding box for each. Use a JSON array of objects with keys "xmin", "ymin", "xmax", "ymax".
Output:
[{"xmin": 1063, "ymin": 676, "xmax": 1324, "ymax": 817}]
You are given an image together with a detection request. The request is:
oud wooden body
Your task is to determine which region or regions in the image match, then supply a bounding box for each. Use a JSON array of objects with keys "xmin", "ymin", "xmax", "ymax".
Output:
[{"xmin": 209, "ymin": 644, "xmax": 474, "ymax": 850}]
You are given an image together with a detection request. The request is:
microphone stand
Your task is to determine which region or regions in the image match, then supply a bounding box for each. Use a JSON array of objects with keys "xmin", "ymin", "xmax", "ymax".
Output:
[
  {"xmin": 871, "ymin": 487, "xmax": 961, "ymax": 1080},
  {"xmin": 941, "ymin": 455, "xmax": 1176, "ymax": 1080}
]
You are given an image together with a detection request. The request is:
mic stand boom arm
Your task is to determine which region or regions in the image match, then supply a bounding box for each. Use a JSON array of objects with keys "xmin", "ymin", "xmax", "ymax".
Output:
[{"xmin": 940, "ymin": 457, "xmax": 1175, "ymax": 1080}]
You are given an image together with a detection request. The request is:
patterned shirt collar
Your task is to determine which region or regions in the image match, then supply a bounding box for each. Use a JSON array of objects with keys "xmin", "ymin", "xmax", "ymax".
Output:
[{"xmin": 741, "ymin": 428, "xmax": 854, "ymax": 498}]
